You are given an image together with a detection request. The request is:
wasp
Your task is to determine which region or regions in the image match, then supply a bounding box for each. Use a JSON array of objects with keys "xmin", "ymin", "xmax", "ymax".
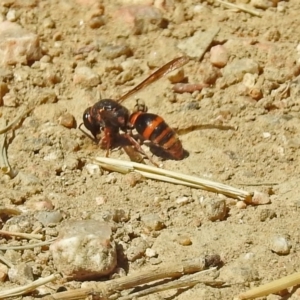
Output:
[{"xmin": 81, "ymin": 56, "xmax": 189, "ymax": 163}]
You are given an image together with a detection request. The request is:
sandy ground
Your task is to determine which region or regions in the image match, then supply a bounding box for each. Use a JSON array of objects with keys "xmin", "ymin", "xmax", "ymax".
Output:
[{"xmin": 1, "ymin": 0, "xmax": 300, "ymax": 299}]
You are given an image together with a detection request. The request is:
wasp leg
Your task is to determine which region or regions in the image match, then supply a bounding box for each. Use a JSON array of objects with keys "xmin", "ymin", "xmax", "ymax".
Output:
[{"xmin": 122, "ymin": 133, "xmax": 159, "ymax": 167}]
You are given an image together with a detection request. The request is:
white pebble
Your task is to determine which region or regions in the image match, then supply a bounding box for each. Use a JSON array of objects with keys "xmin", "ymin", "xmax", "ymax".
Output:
[
  {"xmin": 6, "ymin": 10, "xmax": 17, "ymax": 22},
  {"xmin": 271, "ymin": 235, "xmax": 291, "ymax": 255},
  {"xmin": 85, "ymin": 163, "xmax": 101, "ymax": 175},
  {"xmin": 145, "ymin": 248, "xmax": 157, "ymax": 258},
  {"xmin": 262, "ymin": 132, "xmax": 271, "ymax": 138},
  {"xmin": 176, "ymin": 196, "xmax": 190, "ymax": 205}
]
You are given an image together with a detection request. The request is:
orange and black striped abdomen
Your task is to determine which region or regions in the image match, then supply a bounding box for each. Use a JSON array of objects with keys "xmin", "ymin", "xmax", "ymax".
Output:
[{"xmin": 129, "ymin": 112, "xmax": 184, "ymax": 160}]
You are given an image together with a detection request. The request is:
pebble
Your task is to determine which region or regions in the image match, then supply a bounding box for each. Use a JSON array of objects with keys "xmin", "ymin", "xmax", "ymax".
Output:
[
  {"xmin": 264, "ymin": 66, "xmax": 294, "ymax": 84},
  {"xmin": 222, "ymin": 58, "xmax": 259, "ymax": 85},
  {"xmin": 8, "ymin": 263, "xmax": 34, "ymax": 285},
  {"xmin": 236, "ymin": 201, "xmax": 247, "ymax": 209},
  {"xmin": 0, "ymin": 263, "xmax": 8, "ymax": 282},
  {"xmin": 50, "ymin": 220, "xmax": 117, "ymax": 280},
  {"xmin": 126, "ymin": 238, "xmax": 149, "ymax": 261},
  {"xmin": 177, "ymin": 27, "xmax": 220, "ymax": 59},
  {"xmin": 141, "ymin": 213, "xmax": 165, "ymax": 231},
  {"xmin": 59, "ymin": 113, "xmax": 76, "ymax": 129},
  {"xmin": 113, "ymin": 5, "xmax": 164, "ymax": 34},
  {"xmin": 251, "ymin": 0, "xmax": 278, "ymax": 9},
  {"xmin": 89, "ymin": 16, "xmax": 105, "ymax": 29},
  {"xmin": 85, "ymin": 163, "xmax": 101, "ymax": 175},
  {"xmin": 167, "ymin": 68, "xmax": 185, "ymax": 84},
  {"xmin": 73, "ymin": 66, "xmax": 100, "ymax": 87},
  {"xmin": 221, "ymin": 265, "xmax": 259, "ymax": 284},
  {"xmin": 145, "ymin": 248, "xmax": 157, "ymax": 258},
  {"xmin": 246, "ymin": 191, "xmax": 271, "ymax": 205},
  {"xmin": 95, "ymin": 196, "xmax": 107, "ymax": 205},
  {"xmin": 0, "ymin": 21, "xmax": 42, "ymax": 66},
  {"xmin": 35, "ymin": 211, "xmax": 63, "ymax": 227},
  {"xmin": 175, "ymin": 196, "xmax": 190, "ymax": 205},
  {"xmin": 26, "ymin": 199, "xmax": 54, "ymax": 211},
  {"xmin": 101, "ymin": 44, "xmax": 132, "ymax": 60},
  {"xmin": 270, "ymin": 235, "xmax": 291, "ymax": 255},
  {"xmin": 6, "ymin": 9, "xmax": 17, "ymax": 22},
  {"xmin": 105, "ymin": 173, "xmax": 117, "ymax": 184},
  {"xmin": 42, "ymin": 17, "xmax": 55, "ymax": 29},
  {"xmin": 210, "ymin": 45, "xmax": 229, "ymax": 68},
  {"xmin": 200, "ymin": 198, "xmax": 227, "ymax": 221},
  {"xmin": 176, "ymin": 235, "xmax": 192, "ymax": 246},
  {"xmin": 123, "ymin": 172, "xmax": 143, "ymax": 187}
]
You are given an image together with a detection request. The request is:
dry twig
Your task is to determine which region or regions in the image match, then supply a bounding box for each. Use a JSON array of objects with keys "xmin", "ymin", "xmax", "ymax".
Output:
[
  {"xmin": 42, "ymin": 255, "xmax": 221, "ymax": 300},
  {"xmin": 0, "ymin": 229, "xmax": 43, "ymax": 240},
  {"xmin": 93, "ymin": 157, "xmax": 252, "ymax": 201},
  {"xmin": 0, "ymin": 238, "xmax": 57, "ymax": 251},
  {"xmin": 0, "ymin": 274, "xmax": 60, "ymax": 299},
  {"xmin": 216, "ymin": 0, "xmax": 262, "ymax": 17},
  {"xmin": 236, "ymin": 271, "xmax": 300, "ymax": 299}
]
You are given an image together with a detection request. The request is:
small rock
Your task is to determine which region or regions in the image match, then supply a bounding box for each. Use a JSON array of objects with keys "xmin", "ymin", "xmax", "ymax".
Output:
[
  {"xmin": 264, "ymin": 66, "xmax": 294, "ymax": 84},
  {"xmin": 35, "ymin": 211, "xmax": 63, "ymax": 226},
  {"xmin": 126, "ymin": 238, "xmax": 149, "ymax": 261},
  {"xmin": 198, "ymin": 62, "xmax": 221, "ymax": 84},
  {"xmin": 26, "ymin": 199, "xmax": 54, "ymax": 211},
  {"xmin": 85, "ymin": 163, "xmax": 101, "ymax": 175},
  {"xmin": 95, "ymin": 196, "xmax": 107, "ymax": 205},
  {"xmin": 6, "ymin": 10, "xmax": 18, "ymax": 22},
  {"xmin": 0, "ymin": 21, "xmax": 42, "ymax": 66},
  {"xmin": 111, "ymin": 209, "xmax": 130, "ymax": 223},
  {"xmin": 222, "ymin": 58, "xmax": 259, "ymax": 85},
  {"xmin": 114, "ymin": 5, "xmax": 165, "ymax": 34},
  {"xmin": 89, "ymin": 16, "xmax": 105, "ymax": 29},
  {"xmin": 177, "ymin": 27, "xmax": 220, "ymax": 59},
  {"xmin": 176, "ymin": 235, "xmax": 192, "ymax": 246},
  {"xmin": 105, "ymin": 173, "xmax": 117, "ymax": 184},
  {"xmin": 73, "ymin": 66, "xmax": 100, "ymax": 87},
  {"xmin": 167, "ymin": 68, "xmax": 185, "ymax": 84},
  {"xmin": 101, "ymin": 44, "xmax": 132, "ymax": 60},
  {"xmin": 0, "ymin": 263, "xmax": 8, "ymax": 282},
  {"xmin": 141, "ymin": 213, "xmax": 165, "ymax": 231},
  {"xmin": 175, "ymin": 196, "xmax": 190, "ymax": 205},
  {"xmin": 200, "ymin": 198, "xmax": 227, "ymax": 221},
  {"xmin": 236, "ymin": 201, "xmax": 247, "ymax": 209},
  {"xmin": 123, "ymin": 172, "xmax": 143, "ymax": 187},
  {"xmin": 145, "ymin": 248, "xmax": 157, "ymax": 258},
  {"xmin": 251, "ymin": 0, "xmax": 278, "ymax": 9},
  {"xmin": 43, "ymin": 18, "xmax": 55, "ymax": 29},
  {"xmin": 247, "ymin": 191, "xmax": 271, "ymax": 205},
  {"xmin": 210, "ymin": 45, "xmax": 228, "ymax": 68},
  {"xmin": 270, "ymin": 235, "xmax": 291, "ymax": 255},
  {"xmin": 221, "ymin": 265, "xmax": 259, "ymax": 284},
  {"xmin": 59, "ymin": 113, "xmax": 76, "ymax": 129},
  {"xmin": 50, "ymin": 220, "xmax": 117, "ymax": 280},
  {"xmin": 2, "ymin": 93, "xmax": 17, "ymax": 107},
  {"xmin": 8, "ymin": 263, "xmax": 34, "ymax": 285}
]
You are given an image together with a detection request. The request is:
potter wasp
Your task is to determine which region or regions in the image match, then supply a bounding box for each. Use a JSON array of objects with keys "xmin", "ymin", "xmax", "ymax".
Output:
[{"xmin": 80, "ymin": 56, "xmax": 189, "ymax": 164}]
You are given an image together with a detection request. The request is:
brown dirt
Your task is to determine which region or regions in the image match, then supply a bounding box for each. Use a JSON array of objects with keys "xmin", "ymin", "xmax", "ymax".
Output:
[{"xmin": 1, "ymin": 0, "xmax": 300, "ymax": 299}]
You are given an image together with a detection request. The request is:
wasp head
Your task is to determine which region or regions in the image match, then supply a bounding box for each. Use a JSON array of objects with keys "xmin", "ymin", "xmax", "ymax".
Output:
[{"xmin": 83, "ymin": 107, "xmax": 101, "ymax": 139}]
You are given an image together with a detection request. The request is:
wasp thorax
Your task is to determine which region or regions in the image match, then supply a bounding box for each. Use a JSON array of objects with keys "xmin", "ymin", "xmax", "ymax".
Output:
[{"xmin": 133, "ymin": 99, "xmax": 148, "ymax": 113}]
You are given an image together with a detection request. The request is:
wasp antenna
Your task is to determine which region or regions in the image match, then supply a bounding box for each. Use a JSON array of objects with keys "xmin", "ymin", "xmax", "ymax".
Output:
[{"xmin": 79, "ymin": 123, "xmax": 98, "ymax": 143}]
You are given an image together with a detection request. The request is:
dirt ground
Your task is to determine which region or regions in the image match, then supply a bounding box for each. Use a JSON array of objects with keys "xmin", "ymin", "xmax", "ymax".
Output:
[{"xmin": 1, "ymin": 0, "xmax": 300, "ymax": 299}]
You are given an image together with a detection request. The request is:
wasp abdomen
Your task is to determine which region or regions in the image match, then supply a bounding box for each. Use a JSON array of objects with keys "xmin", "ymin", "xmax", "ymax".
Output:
[{"xmin": 129, "ymin": 112, "xmax": 184, "ymax": 160}]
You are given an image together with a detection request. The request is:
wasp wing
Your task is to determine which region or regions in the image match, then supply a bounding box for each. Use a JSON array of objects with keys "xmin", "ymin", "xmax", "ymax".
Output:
[{"xmin": 118, "ymin": 56, "xmax": 189, "ymax": 103}]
